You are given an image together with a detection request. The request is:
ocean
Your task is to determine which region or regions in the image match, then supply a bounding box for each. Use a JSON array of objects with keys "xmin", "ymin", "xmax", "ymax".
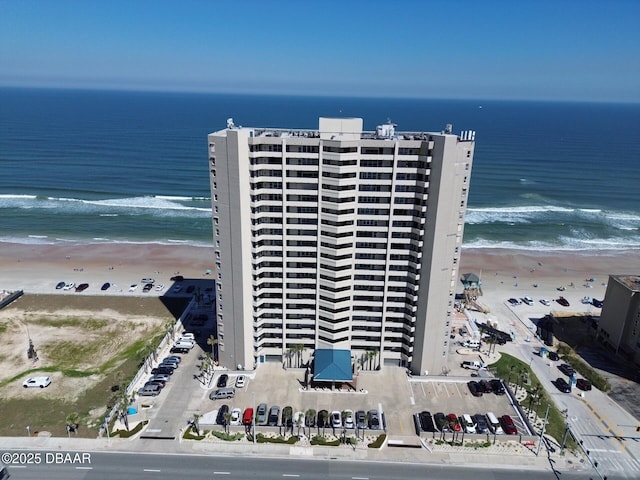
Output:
[{"xmin": 1, "ymin": 88, "xmax": 639, "ymax": 251}]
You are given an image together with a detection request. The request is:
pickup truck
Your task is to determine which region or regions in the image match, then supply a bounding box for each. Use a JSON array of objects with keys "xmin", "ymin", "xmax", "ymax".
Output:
[{"xmin": 461, "ymin": 360, "xmax": 486, "ymax": 370}]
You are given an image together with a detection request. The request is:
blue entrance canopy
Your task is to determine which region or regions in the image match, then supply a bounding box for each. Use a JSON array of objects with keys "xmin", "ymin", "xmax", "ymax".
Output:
[{"xmin": 313, "ymin": 349, "xmax": 352, "ymax": 382}]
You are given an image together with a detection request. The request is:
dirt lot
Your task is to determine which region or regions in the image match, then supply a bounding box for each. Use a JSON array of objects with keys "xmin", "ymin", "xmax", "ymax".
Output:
[{"xmin": 0, "ymin": 294, "xmax": 174, "ymax": 435}]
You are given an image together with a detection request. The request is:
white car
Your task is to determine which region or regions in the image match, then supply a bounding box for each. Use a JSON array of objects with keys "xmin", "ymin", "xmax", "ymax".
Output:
[
  {"xmin": 141, "ymin": 278, "xmax": 155, "ymax": 284},
  {"xmin": 128, "ymin": 284, "xmax": 138, "ymax": 292},
  {"xmin": 180, "ymin": 332, "xmax": 195, "ymax": 340},
  {"xmin": 23, "ymin": 376, "xmax": 51, "ymax": 388},
  {"xmin": 331, "ymin": 410, "xmax": 342, "ymax": 428},
  {"xmin": 62, "ymin": 282, "xmax": 75, "ymax": 291},
  {"xmin": 462, "ymin": 414, "xmax": 477, "ymax": 434},
  {"xmin": 540, "ymin": 299, "xmax": 550, "ymax": 306},
  {"xmin": 230, "ymin": 407, "xmax": 242, "ymax": 426},
  {"xmin": 342, "ymin": 409, "xmax": 354, "ymax": 428},
  {"xmin": 155, "ymin": 284, "xmax": 165, "ymax": 291},
  {"xmin": 235, "ymin": 375, "xmax": 246, "ymax": 388}
]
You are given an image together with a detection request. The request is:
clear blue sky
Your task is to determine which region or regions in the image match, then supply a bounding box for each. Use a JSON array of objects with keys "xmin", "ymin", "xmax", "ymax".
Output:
[{"xmin": 1, "ymin": 0, "xmax": 639, "ymax": 102}]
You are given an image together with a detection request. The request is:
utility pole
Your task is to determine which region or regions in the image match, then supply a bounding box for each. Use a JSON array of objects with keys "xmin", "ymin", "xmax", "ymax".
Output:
[{"xmin": 536, "ymin": 404, "xmax": 550, "ymax": 456}]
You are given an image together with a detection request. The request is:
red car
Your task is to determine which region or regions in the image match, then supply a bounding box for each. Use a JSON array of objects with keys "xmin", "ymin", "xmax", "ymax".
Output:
[
  {"xmin": 447, "ymin": 413, "xmax": 461, "ymax": 432},
  {"xmin": 500, "ymin": 415, "xmax": 518, "ymax": 435},
  {"xmin": 556, "ymin": 296, "xmax": 570, "ymax": 307},
  {"xmin": 242, "ymin": 407, "xmax": 254, "ymax": 426}
]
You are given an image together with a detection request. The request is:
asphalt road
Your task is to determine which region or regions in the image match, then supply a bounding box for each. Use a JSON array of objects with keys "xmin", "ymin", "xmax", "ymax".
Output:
[{"xmin": 3, "ymin": 451, "xmax": 587, "ymax": 480}]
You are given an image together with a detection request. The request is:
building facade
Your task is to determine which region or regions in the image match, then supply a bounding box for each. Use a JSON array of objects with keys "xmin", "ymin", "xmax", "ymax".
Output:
[
  {"xmin": 597, "ymin": 275, "xmax": 640, "ymax": 365},
  {"xmin": 208, "ymin": 117, "xmax": 475, "ymax": 376}
]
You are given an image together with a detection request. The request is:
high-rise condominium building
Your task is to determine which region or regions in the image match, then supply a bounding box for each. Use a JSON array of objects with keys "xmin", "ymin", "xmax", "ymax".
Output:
[{"xmin": 208, "ymin": 117, "xmax": 475, "ymax": 377}]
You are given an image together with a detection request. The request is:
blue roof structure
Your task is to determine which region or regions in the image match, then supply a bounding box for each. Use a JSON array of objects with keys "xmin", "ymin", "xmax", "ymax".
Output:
[{"xmin": 313, "ymin": 349, "xmax": 352, "ymax": 382}]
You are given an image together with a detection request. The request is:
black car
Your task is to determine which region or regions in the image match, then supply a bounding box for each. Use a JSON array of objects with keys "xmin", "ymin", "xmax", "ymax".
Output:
[
  {"xmin": 170, "ymin": 346, "xmax": 190, "ymax": 354},
  {"xmin": 474, "ymin": 414, "xmax": 490, "ymax": 434},
  {"xmin": 490, "ymin": 379, "xmax": 506, "ymax": 395},
  {"xmin": 75, "ymin": 283, "xmax": 89, "ymax": 292},
  {"xmin": 216, "ymin": 404, "xmax": 230, "ymax": 425},
  {"xmin": 143, "ymin": 283, "xmax": 154, "ymax": 292},
  {"xmin": 368, "ymin": 409, "xmax": 380, "ymax": 430},
  {"xmin": 592, "ymin": 298, "xmax": 604, "ymax": 308},
  {"xmin": 267, "ymin": 406, "xmax": 280, "ymax": 426},
  {"xmin": 216, "ymin": 374, "xmax": 229, "ymax": 388},
  {"xmin": 101, "ymin": 282, "xmax": 110, "ymax": 291},
  {"xmin": 170, "ymin": 275, "xmax": 184, "ymax": 282},
  {"xmin": 467, "ymin": 381, "xmax": 483, "ymax": 397},
  {"xmin": 434, "ymin": 412, "xmax": 449, "ymax": 432},
  {"xmin": 548, "ymin": 351, "xmax": 560, "ymax": 361},
  {"xmin": 478, "ymin": 380, "xmax": 492, "ymax": 393},
  {"xmin": 576, "ymin": 379, "xmax": 592, "ymax": 391},
  {"xmin": 558, "ymin": 363, "xmax": 576, "ymax": 376},
  {"xmin": 56, "ymin": 281, "xmax": 66, "ymax": 289},
  {"xmin": 419, "ymin": 411, "xmax": 436, "ymax": 432},
  {"xmin": 151, "ymin": 366, "xmax": 174, "ymax": 375},
  {"xmin": 555, "ymin": 377, "xmax": 571, "ymax": 393},
  {"xmin": 144, "ymin": 380, "xmax": 165, "ymax": 389},
  {"xmin": 317, "ymin": 410, "xmax": 329, "ymax": 428}
]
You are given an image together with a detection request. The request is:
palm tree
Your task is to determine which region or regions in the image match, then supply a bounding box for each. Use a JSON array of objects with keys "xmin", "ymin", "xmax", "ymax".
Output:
[
  {"xmin": 366, "ymin": 350, "xmax": 377, "ymax": 370},
  {"xmin": 192, "ymin": 413, "xmax": 201, "ymax": 435},
  {"xmin": 285, "ymin": 347, "xmax": 294, "ymax": 368},
  {"xmin": 66, "ymin": 412, "xmax": 79, "ymax": 436},
  {"xmin": 223, "ymin": 412, "xmax": 232, "ymax": 434},
  {"xmin": 293, "ymin": 343, "xmax": 304, "ymax": 367},
  {"xmin": 295, "ymin": 412, "xmax": 304, "ymax": 437},
  {"xmin": 117, "ymin": 390, "xmax": 131, "ymax": 431},
  {"xmin": 305, "ymin": 409, "xmax": 316, "ymax": 437},
  {"xmin": 283, "ymin": 407, "xmax": 293, "ymax": 435},
  {"xmin": 320, "ymin": 410, "xmax": 329, "ymax": 436},
  {"xmin": 207, "ymin": 335, "xmax": 218, "ymax": 361}
]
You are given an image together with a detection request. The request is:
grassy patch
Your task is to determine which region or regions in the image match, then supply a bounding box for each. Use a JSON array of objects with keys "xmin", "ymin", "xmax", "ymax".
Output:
[
  {"xmin": 27, "ymin": 317, "xmax": 110, "ymax": 330},
  {"xmin": 210, "ymin": 430, "xmax": 244, "ymax": 441},
  {"xmin": 310, "ymin": 435, "xmax": 341, "ymax": 446},
  {"xmin": 252, "ymin": 433, "xmax": 298, "ymax": 444},
  {"xmin": 368, "ymin": 434, "xmax": 386, "ymax": 448},
  {"xmin": 182, "ymin": 429, "xmax": 208, "ymax": 440},
  {"xmin": 111, "ymin": 420, "xmax": 148, "ymax": 438},
  {"xmin": 0, "ymin": 323, "xmax": 7, "ymax": 334},
  {"xmin": 491, "ymin": 353, "xmax": 577, "ymax": 450},
  {"xmin": 557, "ymin": 343, "xmax": 611, "ymax": 392}
]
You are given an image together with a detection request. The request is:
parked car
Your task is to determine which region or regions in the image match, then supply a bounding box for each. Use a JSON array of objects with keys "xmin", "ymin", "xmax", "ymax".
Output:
[
  {"xmin": 63, "ymin": 282, "xmax": 75, "ymax": 291},
  {"xmin": 576, "ymin": 379, "xmax": 592, "ymax": 391},
  {"xmin": 522, "ymin": 296, "xmax": 534, "ymax": 305},
  {"xmin": 141, "ymin": 278, "xmax": 155, "ymax": 284},
  {"xmin": 217, "ymin": 374, "xmax": 229, "ymax": 388},
  {"xmin": 467, "ymin": 381, "xmax": 483, "ymax": 397},
  {"xmin": 356, "ymin": 410, "xmax": 367, "ymax": 430},
  {"xmin": 508, "ymin": 298, "xmax": 521, "ymax": 305},
  {"xmin": 447, "ymin": 413, "xmax": 461, "ymax": 432},
  {"xmin": 150, "ymin": 374, "xmax": 170, "ymax": 383},
  {"xmin": 159, "ymin": 360, "xmax": 178, "ymax": 370},
  {"xmin": 144, "ymin": 380, "xmax": 165, "ymax": 390},
  {"xmin": 500, "ymin": 415, "xmax": 518, "ymax": 435},
  {"xmin": 474, "ymin": 414, "xmax": 490, "ymax": 434},
  {"xmin": 242, "ymin": 408, "xmax": 254, "ymax": 426},
  {"xmin": 235, "ymin": 375, "xmax": 246, "ymax": 388},
  {"xmin": 151, "ymin": 366, "xmax": 174, "ymax": 375},
  {"xmin": 230, "ymin": 408, "xmax": 242, "ymax": 425},
  {"xmin": 209, "ymin": 388, "xmax": 235, "ymax": 400},
  {"xmin": 101, "ymin": 282, "xmax": 110, "ymax": 291},
  {"xmin": 138, "ymin": 384, "xmax": 161, "ymax": 396},
  {"xmin": 170, "ymin": 275, "xmax": 184, "ymax": 282},
  {"xmin": 267, "ymin": 406, "xmax": 280, "ymax": 426},
  {"xmin": 478, "ymin": 380, "xmax": 492, "ymax": 394},
  {"xmin": 23, "ymin": 376, "xmax": 51, "ymax": 388},
  {"xmin": 128, "ymin": 284, "xmax": 138, "ymax": 292},
  {"xmin": 540, "ymin": 298, "xmax": 550, "ymax": 306},
  {"xmin": 56, "ymin": 281, "xmax": 66, "ymax": 289},
  {"xmin": 143, "ymin": 283, "xmax": 154, "ymax": 292},
  {"xmin": 342, "ymin": 409, "xmax": 354, "ymax": 429},
  {"xmin": 419, "ymin": 411, "xmax": 436, "ymax": 432},
  {"xmin": 434, "ymin": 412, "xmax": 449, "ymax": 432},
  {"xmin": 462, "ymin": 414, "xmax": 476, "ymax": 434},
  {"xmin": 163, "ymin": 355, "xmax": 181, "ymax": 364},
  {"xmin": 330, "ymin": 410, "xmax": 342, "ymax": 428},
  {"xmin": 256, "ymin": 403, "xmax": 268, "ymax": 424},
  {"xmin": 368, "ymin": 409, "xmax": 381, "ymax": 430},
  {"xmin": 592, "ymin": 298, "xmax": 604, "ymax": 308},
  {"xmin": 547, "ymin": 351, "xmax": 560, "ymax": 361},
  {"xmin": 216, "ymin": 404, "xmax": 230, "ymax": 425},
  {"xmin": 555, "ymin": 377, "xmax": 571, "ymax": 393},
  {"xmin": 558, "ymin": 363, "xmax": 576, "ymax": 376},
  {"xmin": 556, "ymin": 296, "xmax": 570, "ymax": 307},
  {"xmin": 75, "ymin": 283, "xmax": 89, "ymax": 292},
  {"xmin": 489, "ymin": 379, "xmax": 506, "ymax": 395},
  {"xmin": 170, "ymin": 346, "xmax": 190, "ymax": 354}
]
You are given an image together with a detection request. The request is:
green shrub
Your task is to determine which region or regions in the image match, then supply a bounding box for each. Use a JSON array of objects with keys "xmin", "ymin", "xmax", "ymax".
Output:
[
  {"xmin": 368, "ymin": 434, "xmax": 386, "ymax": 448},
  {"xmin": 111, "ymin": 420, "xmax": 148, "ymax": 438},
  {"xmin": 253, "ymin": 433, "xmax": 298, "ymax": 444},
  {"xmin": 182, "ymin": 428, "xmax": 208, "ymax": 440},
  {"xmin": 211, "ymin": 430, "xmax": 244, "ymax": 441},
  {"xmin": 310, "ymin": 435, "xmax": 340, "ymax": 446}
]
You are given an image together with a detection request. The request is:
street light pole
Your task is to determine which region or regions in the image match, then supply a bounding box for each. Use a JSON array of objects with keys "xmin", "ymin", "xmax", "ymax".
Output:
[
  {"xmin": 536, "ymin": 404, "xmax": 550, "ymax": 456},
  {"xmin": 252, "ymin": 392, "xmax": 256, "ymax": 445}
]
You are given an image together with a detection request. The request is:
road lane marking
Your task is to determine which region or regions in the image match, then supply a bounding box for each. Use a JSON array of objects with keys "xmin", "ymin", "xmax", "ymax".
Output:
[
  {"xmin": 75, "ymin": 466, "xmax": 93, "ymax": 470},
  {"xmin": 214, "ymin": 472, "xmax": 230, "ymax": 475},
  {"xmin": 144, "ymin": 469, "xmax": 161, "ymax": 472},
  {"xmin": 352, "ymin": 477, "xmax": 369, "ymax": 480},
  {"xmin": 282, "ymin": 475, "xmax": 300, "ymax": 477}
]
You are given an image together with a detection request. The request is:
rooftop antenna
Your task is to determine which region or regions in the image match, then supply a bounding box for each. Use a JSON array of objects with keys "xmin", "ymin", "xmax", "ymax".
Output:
[{"xmin": 226, "ymin": 118, "xmax": 235, "ymax": 129}]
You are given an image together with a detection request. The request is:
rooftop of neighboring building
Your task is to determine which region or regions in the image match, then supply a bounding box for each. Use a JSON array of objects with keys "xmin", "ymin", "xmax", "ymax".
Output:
[{"xmin": 612, "ymin": 275, "xmax": 640, "ymax": 291}]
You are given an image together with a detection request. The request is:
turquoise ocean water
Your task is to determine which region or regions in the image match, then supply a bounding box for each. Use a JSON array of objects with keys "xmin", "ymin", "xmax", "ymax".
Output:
[{"xmin": 0, "ymin": 88, "xmax": 639, "ymax": 251}]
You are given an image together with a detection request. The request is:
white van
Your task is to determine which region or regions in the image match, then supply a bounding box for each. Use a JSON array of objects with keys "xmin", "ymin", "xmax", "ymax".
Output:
[
  {"xmin": 462, "ymin": 414, "xmax": 476, "ymax": 434},
  {"xmin": 462, "ymin": 339, "xmax": 481, "ymax": 349},
  {"xmin": 173, "ymin": 340, "xmax": 194, "ymax": 350},
  {"xmin": 486, "ymin": 412, "xmax": 503, "ymax": 434}
]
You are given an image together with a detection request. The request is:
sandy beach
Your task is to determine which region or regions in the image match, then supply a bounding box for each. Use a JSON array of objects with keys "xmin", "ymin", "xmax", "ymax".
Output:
[{"xmin": 1, "ymin": 242, "xmax": 639, "ymax": 303}]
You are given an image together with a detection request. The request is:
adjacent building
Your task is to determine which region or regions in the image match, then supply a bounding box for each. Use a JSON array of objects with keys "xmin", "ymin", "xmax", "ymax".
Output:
[
  {"xmin": 208, "ymin": 117, "xmax": 475, "ymax": 377},
  {"xmin": 597, "ymin": 275, "xmax": 640, "ymax": 365}
]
